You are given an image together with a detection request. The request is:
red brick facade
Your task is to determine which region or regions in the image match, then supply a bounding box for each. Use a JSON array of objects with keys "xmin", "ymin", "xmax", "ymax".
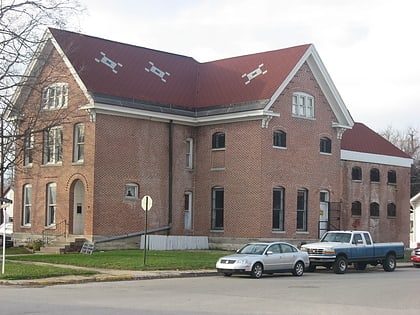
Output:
[{"xmin": 11, "ymin": 30, "xmax": 411, "ymax": 248}]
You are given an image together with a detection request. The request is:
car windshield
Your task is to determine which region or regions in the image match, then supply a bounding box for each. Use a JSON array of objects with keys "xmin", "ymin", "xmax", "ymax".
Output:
[
  {"xmin": 237, "ymin": 244, "xmax": 268, "ymax": 255},
  {"xmin": 321, "ymin": 232, "xmax": 351, "ymax": 243}
]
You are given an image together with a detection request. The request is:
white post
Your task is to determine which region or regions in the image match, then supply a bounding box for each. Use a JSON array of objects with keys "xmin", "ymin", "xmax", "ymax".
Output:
[
  {"xmin": 2, "ymin": 207, "xmax": 5, "ymax": 274},
  {"xmin": 1, "ymin": 199, "xmax": 12, "ymax": 275}
]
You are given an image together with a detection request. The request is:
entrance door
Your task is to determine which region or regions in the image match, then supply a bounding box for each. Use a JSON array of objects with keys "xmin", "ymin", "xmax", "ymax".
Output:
[
  {"xmin": 73, "ymin": 180, "xmax": 85, "ymax": 235},
  {"xmin": 319, "ymin": 191, "xmax": 329, "ymax": 238}
]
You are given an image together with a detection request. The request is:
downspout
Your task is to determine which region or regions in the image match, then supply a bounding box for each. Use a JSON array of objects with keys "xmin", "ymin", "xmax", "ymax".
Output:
[{"xmin": 168, "ymin": 120, "xmax": 173, "ymax": 227}]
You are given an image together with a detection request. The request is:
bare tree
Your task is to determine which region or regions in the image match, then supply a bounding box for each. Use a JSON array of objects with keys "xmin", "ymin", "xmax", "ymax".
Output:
[
  {"xmin": 380, "ymin": 125, "xmax": 420, "ymax": 196},
  {"xmin": 0, "ymin": 0, "xmax": 84, "ymax": 200}
]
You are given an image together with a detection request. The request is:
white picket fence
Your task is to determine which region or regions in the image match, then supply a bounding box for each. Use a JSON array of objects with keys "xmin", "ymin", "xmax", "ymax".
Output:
[{"xmin": 140, "ymin": 235, "xmax": 208, "ymax": 250}]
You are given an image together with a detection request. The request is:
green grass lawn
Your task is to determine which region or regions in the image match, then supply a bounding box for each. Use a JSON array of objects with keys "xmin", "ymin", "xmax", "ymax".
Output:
[
  {"xmin": 6, "ymin": 249, "xmax": 231, "ymax": 271},
  {"xmin": 0, "ymin": 262, "xmax": 97, "ymax": 280}
]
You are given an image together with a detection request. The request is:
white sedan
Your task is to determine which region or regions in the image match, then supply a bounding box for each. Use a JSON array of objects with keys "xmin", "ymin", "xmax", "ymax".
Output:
[{"xmin": 216, "ymin": 242, "xmax": 310, "ymax": 278}]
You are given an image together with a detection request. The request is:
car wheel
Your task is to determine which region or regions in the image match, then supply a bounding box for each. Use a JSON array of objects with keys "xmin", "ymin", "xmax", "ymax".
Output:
[
  {"xmin": 251, "ymin": 263, "xmax": 263, "ymax": 279},
  {"xmin": 383, "ymin": 253, "xmax": 396, "ymax": 272},
  {"xmin": 292, "ymin": 261, "xmax": 305, "ymax": 276},
  {"xmin": 307, "ymin": 263, "xmax": 316, "ymax": 272},
  {"xmin": 333, "ymin": 256, "xmax": 347, "ymax": 274},
  {"xmin": 223, "ymin": 272, "xmax": 232, "ymax": 277}
]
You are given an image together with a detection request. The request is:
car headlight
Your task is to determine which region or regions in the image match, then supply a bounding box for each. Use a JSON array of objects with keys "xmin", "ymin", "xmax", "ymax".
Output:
[
  {"xmin": 324, "ymin": 248, "xmax": 335, "ymax": 255},
  {"xmin": 411, "ymin": 250, "xmax": 415, "ymax": 256},
  {"xmin": 235, "ymin": 259, "xmax": 248, "ymax": 265},
  {"xmin": 300, "ymin": 247, "xmax": 308, "ymax": 252}
]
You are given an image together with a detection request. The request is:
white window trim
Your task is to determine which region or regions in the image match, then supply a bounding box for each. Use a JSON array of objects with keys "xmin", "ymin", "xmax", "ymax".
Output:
[
  {"xmin": 43, "ymin": 126, "xmax": 63, "ymax": 164},
  {"xmin": 186, "ymin": 138, "xmax": 193, "ymax": 169},
  {"xmin": 42, "ymin": 83, "xmax": 69, "ymax": 110},
  {"xmin": 46, "ymin": 183, "xmax": 57, "ymax": 226},
  {"xmin": 73, "ymin": 123, "xmax": 85, "ymax": 163},
  {"xmin": 125, "ymin": 183, "xmax": 139, "ymax": 199},
  {"xmin": 22, "ymin": 184, "xmax": 32, "ymax": 226},
  {"xmin": 292, "ymin": 92, "xmax": 314, "ymax": 119}
]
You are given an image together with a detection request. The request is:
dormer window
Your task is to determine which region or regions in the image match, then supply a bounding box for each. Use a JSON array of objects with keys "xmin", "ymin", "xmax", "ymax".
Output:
[
  {"xmin": 292, "ymin": 92, "xmax": 314, "ymax": 118},
  {"xmin": 42, "ymin": 83, "xmax": 68, "ymax": 110}
]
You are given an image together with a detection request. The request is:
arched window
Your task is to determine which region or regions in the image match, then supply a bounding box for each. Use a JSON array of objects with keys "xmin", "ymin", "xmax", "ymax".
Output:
[
  {"xmin": 387, "ymin": 203, "xmax": 396, "ymax": 217},
  {"xmin": 320, "ymin": 137, "xmax": 332, "ymax": 153},
  {"xmin": 212, "ymin": 132, "xmax": 225, "ymax": 149},
  {"xmin": 369, "ymin": 202, "xmax": 380, "ymax": 217},
  {"xmin": 351, "ymin": 201, "xmax": 362, "ymax": 216},
  {"xmin": 352, "ymin": 166, "xmax": 362, "ymax": 181},
  {"xmin": 387, "ymin": 170, "xmax": 396, "ymax": 184},
  {"xmin": 370, "ymin": 168, "xmax": 380, "ymax": 182},
  {"xmin": 273, "ymin": 130, "xmax": 286, "ymax": 148}
]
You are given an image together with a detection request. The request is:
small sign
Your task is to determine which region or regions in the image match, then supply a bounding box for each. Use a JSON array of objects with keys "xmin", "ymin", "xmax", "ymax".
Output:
[
  {"xmin": 141, "ymin": 195, "xmax": 153, "ymax": 211},
  {"xmin": 80, "ymin": 242, "xmax": 94, "ymax": 255}
]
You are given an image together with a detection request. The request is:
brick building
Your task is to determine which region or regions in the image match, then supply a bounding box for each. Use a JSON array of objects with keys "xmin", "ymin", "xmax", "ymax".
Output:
[{"xmin": 11, "ymin": 29, "xmax": 412, "ymax": 248}]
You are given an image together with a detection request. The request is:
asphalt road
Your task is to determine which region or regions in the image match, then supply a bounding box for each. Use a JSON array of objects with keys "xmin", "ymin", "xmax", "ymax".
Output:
[{"xmin": 1, "ymin": 267, "xmax": 419, "ymax": 315}]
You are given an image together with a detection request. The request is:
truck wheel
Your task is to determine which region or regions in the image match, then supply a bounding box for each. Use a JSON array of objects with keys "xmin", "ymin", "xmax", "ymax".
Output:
[
  {"xmin": 333, "ymin": 256, "xmax": 347, "ymax": 274},
  {"xmin": 251, "ymin": 262, "xmax": 263, "ymax": 278},
  {"xmin": 292, "ymin": 261, "xmax": 305, "ymax": 276},
  {"xmin": 383, "ymin": 253, "xmax": 396, "ymax": 272},
  {"xmin": 355, "ymin": 262, "xmax": 367, "ymax": 270}
]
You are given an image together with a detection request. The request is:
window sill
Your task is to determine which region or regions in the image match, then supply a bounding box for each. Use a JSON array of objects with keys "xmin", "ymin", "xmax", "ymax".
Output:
[
  {"xmin": 292, "ymin": 115, "xmax": 315, "ymax": 121},
  {"xmin": 20, "ymin": 225, "xmax": 31, "ymax": 229},
  {"xmin": 72, "ymin": 161, "xmax": 84, "ymax": 166},
  {"xmin": 273, "ymin": 146, "xmax": 287, "ymax": 150},
  {"xmin": 296, "ymin": 231, "xmax": 309, "ymax": 234},
  {"xmin": 320, "ymin": 152, "xmax": 332, "ymax": 156},
  {"xmin": 272, "ymin": 230, "xmax": 285, "ymax": 234},
  {"xmin": 211, "ymin": 148, "xmax": 226, "ymax": 152},
  {"xmin": 44, "ymin": 224, "xmax": 57, "ymax": 230},
  {"xmin": 41, "ymin": 162, "xmax": 63, "ymax": 167},
  {"xmin": 210, "ymin": 229, "xmax": 224, "ymax": 233},
  {"xmin": 210, "ymin": 168, "xmax": 225, "ymax": 171}
]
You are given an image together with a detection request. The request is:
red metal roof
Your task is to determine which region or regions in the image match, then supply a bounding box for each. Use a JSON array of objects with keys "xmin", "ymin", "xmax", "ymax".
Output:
[
  {"xmin": 49, "ymin": 28, "xmax": 310, "ymax": 109},
  {"xmin": 341, "ymin": 122, "xmax": 411, "ymax": 158}
]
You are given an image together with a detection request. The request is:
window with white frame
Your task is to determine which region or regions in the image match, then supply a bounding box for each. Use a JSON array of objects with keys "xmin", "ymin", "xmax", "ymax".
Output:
[
  {"xmin": 42, "ymin": 83, "xmax": 68, "ymax": 110},
  {"xmin": 43, "ymin": 126, "xmax": 63, "ymax": 164},
  {"xmin": 46, "ymin": 183, "xmax": 57, "ymax": 226},
  {"xmin": 125, "ymin": 183, "xmax": 139, "ymax": 199},
  {"xmin": 184, "ymin": 192, "xmax": 192, "ymax": 230},
  {"xmin": 292, "ymin": 92, "xmax": 314, "ymax": 118},
  {"xmin": 185, "ymin": 138, "xmax": 193, "ymax": 169},
  {"xmin": 24, "ymin": 131, "xmax": 34, "ymax": 166},
  {"xmin": 22, "ymin": 184, "xmax": 32, "ymax": 226},
  {"xmin": 73, "ymin": 123, "xmax": 85, "ymax": 162},
  {"xmin": 296, "ymin": 189, "xmax": 308, "ymax": 231}
]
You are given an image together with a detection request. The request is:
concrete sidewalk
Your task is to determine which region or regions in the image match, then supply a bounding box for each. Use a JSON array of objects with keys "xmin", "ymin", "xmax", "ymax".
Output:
[{"xmin": 0, "ymin": 261, "xmax": 413, "ymax": 287}]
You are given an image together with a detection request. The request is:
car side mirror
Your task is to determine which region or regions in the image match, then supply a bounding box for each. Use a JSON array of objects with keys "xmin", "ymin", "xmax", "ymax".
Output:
[{"xmin": 266, "ymin": 251, "xmax": 273, "ymax": 255}]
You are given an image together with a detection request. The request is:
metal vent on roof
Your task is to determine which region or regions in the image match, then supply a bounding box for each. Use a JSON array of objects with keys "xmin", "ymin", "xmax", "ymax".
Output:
[
  {"xmin": 242, "ymin": 63, "xmax": 267, "ymax": 85},
  {"xmin": 94, "ymin": 52, "xmax": 123, "ymax": 74},
  {"xmin": 145, "ymin": 61, "xmax": 170, "ymax": 83}
]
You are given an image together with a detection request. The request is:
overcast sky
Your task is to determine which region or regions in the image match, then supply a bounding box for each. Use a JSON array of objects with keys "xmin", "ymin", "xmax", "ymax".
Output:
[{"xmin": 79, "ymin": 0, "xmax": 420, "ymax": 132}]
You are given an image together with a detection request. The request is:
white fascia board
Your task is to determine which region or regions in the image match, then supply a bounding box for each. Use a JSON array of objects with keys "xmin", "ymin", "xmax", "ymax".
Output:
[
  {"xmin": 341, "ymin": 149, "xmax": 413, "ymax": 167},
  {"xmin": 83, "ymin": 102, "xmax": 280, "ymax": 126}
]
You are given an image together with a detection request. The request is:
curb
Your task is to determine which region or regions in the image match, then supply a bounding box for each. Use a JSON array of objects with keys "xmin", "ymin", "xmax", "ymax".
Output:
[{"xmin": 0, "ymin": 271, "xmax": 218, "ymax": 287}]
